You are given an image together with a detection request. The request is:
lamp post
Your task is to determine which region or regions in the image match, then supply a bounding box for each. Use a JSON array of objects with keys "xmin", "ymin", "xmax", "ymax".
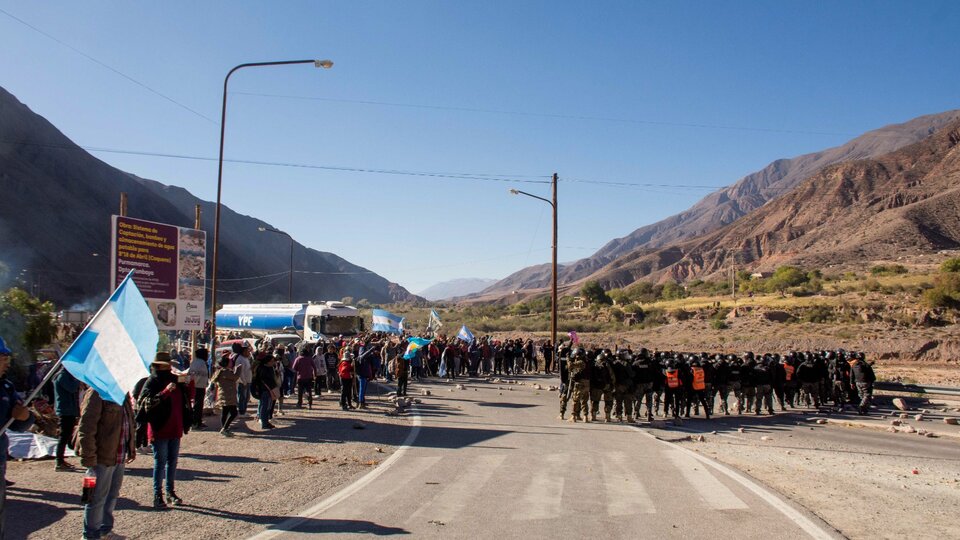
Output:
[
  {"xmin": 258, "ymin": 227, "xmax": 294, "ymax": 302},
  {"xmin": 209, "ymin": 59, "xmax": 333, "ymax": 349},
  {"xmin": 509, "ymin": 173, "xmax": 559, "ymax": 364}
]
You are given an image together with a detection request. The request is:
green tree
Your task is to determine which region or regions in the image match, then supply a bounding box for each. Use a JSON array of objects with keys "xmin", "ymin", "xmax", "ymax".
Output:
[
  {"xmin": 581, "ymin": 280, "xmax": 612, "ymax": 305},
  {"xmin": 767, "ymin": 266, "xmax": 807, "ymax": 295},
  {"xmin": 0, "ymin": 288, "xmax": 57, "ymax": 359},
  {"xmin": 608, "ymin": 288, "xmax": 629, "ymax": 305},
  {"xmin": 661, "ymin": 281, "xmax": 687, "ymax": 300}
]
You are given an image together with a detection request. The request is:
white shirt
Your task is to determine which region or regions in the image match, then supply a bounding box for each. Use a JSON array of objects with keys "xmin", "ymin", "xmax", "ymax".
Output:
[{"xmin": 233, "ymin": 354, "xmax": 253, "ymax": 384}]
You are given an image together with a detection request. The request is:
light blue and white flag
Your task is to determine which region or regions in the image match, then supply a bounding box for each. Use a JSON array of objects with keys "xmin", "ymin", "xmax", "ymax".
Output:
[
  {"xmin": 403, "ymin": 336, "xmax": 432, "ymax": 360},
  {"xmin": 372, "ymin": 309, "xmax": 403, "ymax": 334},
  {"xmin": 60, "ymin": 272, "xmax": 158, "ymax": 405},
  {"xmin": 399, "ymin": 318, "xmax": 406, "ymax": 333},
  {"xmin": 428, "ymin": 309, "xmax": 443, "ymax": 331},
  {"xmin": 456, "ymin": 325, "xmax": 475, "ymax": 344}
]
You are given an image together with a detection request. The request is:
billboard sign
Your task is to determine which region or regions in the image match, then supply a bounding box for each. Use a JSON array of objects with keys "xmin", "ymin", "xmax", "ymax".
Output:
[{"xmin": 110, "ymin": 215, "xmax": 206, "ymax": 330}]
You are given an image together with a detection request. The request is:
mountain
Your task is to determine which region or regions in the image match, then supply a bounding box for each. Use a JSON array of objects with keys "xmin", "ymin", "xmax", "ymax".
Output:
[
  {"xmin": 418, "ymin": 278, "xmax": 497, "ymax": 301},
  {"xmin": 577, "ymin": 118, "xmax": 960, "ymax": 287},
  {"xmin": 0, "ymin": 86, "xmax": 418, "ymax": 308},
  {"xmin": 480, "ymin": 110, "xmax": 960, "ymax": 297}
]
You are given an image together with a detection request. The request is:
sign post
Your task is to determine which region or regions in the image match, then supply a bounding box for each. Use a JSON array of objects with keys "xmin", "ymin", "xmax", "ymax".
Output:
[{"xmin": 110, "ymin": 215, "xmax": 206, "ymax": 331}]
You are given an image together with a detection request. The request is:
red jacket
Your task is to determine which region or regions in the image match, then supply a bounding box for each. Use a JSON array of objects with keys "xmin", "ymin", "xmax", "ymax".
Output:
[{"xmin": 338, "ymin": 360, "xmax": 354, "ymax": 380}]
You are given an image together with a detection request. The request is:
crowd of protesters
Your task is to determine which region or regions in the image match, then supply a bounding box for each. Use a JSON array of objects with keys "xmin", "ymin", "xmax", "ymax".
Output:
[{"xmin": 0, "ymin": 324, "xmax": 882, "ymax": 539}]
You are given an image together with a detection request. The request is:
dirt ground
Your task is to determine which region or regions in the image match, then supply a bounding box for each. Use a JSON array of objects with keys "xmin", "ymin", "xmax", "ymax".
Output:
[
  {"xmin": 6, "ymin": 387, "xmax": 412, "ymax": 539},
  {"xmin": 645, "ymin": 394, "xmax": 960, "ymax": 540}
]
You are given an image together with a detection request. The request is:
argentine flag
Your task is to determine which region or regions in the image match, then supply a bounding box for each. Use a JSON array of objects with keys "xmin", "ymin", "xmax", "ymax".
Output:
[
  {"xmin": 428, "ymin": 309, "xmax": 443, "ymax": 330},
  {"xmin": 403, "ymin": 337, "xmax": 432, "ymax": 360},
  {"xmin": 372, "ymin": 309, "xmax": 404, "ymax": 334},
  {"xmin": 61, "ymin": 272, "xmax": 158, "ymax": 405},
  {"xmin": 457, "ymin": 325, "xmax": 475, "ymax": 344}
]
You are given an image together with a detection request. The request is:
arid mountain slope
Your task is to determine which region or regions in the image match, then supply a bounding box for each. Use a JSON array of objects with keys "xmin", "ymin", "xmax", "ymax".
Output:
[
  {"xmin": 481, "ymin": 110, "xmax": 960, "ymax": 296},
  {"xmin": 0, "ymin": 86, "xmax": 418, "ymax": 307},
  {"xmin": 586, "ymin": 119, "xmax": 960, "ymax": 288}
]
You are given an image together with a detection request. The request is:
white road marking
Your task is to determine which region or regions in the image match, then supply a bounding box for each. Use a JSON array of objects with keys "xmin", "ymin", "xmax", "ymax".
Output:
[
  {"xmin": 603, "ymin": 451, "xmax": 656, "ymax": 516},
  {"xmin": 248, "ymin": 411, "xmax": 423, "ymax": 540},
  {"xmin": 324, "ymin": 455, "xmax": 442, "ymax": 520},
  {"xmin": 517, "ymin": 453, "xmax": 567, "ymax": 520},
  {"xmin": 666, "ymin": 447, "xmax": 749, "ymax": 510},
  {"xmin": 638, "ymin": 429, "xmax": 839, "ymax": 540},
  {"xmin": 407, "ymin": 453, "xmax": 507, "ymax": 525}
]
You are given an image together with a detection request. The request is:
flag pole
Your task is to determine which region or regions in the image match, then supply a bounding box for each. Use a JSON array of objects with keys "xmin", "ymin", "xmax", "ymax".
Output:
[{"xmin": 0, "ymin": 270, "xmax": 139, "ymax": 437}]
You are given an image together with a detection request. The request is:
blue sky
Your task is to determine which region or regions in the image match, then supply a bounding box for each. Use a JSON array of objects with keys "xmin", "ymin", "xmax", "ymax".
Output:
[{"xmin": 2, "ymin": 1, "xmax": 959, "ymax": 293}]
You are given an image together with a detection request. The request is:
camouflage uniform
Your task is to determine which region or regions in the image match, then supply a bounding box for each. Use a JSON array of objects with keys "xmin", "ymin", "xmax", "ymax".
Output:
[
  {"xmin": 589, "ymin": 352, "xmax": 616, "ymax": 422},
  {"xmin": 612, "ymin": 353, "xmax": 635, "ymax": 422},
  {"xmin": 568, "ymin": 350, "xmax": 590, "ymax": 422}
]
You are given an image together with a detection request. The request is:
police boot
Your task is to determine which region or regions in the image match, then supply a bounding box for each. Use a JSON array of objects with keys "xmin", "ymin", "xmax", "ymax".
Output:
[
  {"xmin": 626, "ymin": 415, "xmax": 634, "ymax": 423},
  {"xmin": 571, "ymin": 415, "xmax": 580, "ymax": 423},
  {"xmin": 558, "ymin": 413, "xmax": 565, "ymax": 420},
  {"xmin": 604, "ymin": 412, "xmax": 612, "ymax": 423}
]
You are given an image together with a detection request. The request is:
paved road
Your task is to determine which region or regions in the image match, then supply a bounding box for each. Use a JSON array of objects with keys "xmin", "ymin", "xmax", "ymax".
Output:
[{"xmin": 254, "ymin": 376, "xmax": 839, "ymax": 539}]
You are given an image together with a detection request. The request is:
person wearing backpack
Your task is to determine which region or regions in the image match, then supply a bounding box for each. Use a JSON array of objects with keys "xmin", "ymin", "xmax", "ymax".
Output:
[{"xmin": 138, "ymin": 352, "xmax": 191, "ymax": 509}]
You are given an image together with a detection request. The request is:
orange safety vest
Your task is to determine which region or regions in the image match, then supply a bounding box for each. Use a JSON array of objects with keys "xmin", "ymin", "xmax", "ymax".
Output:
[
  {"xmin": 665, "ymin": 369, "xmax": 680, "ymax": 389},
  {"xmin": 783, "ymin": 364, "xmax": 795, "ymax": 381},
  {"xmin": 691, "ymin": 367, "xmax": 705, "ymax": 391}
]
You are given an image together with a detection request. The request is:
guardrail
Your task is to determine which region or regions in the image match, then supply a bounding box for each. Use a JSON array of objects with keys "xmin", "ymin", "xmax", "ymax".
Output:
[{"xmin": 875, "ymin": 381, "xmax": 960, "ymax": 397}]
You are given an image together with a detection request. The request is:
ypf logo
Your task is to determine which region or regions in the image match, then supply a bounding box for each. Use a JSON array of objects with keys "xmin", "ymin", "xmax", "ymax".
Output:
[{"xmin": 238, "ymin": 315, "xmax": 253, "ymax": 327}]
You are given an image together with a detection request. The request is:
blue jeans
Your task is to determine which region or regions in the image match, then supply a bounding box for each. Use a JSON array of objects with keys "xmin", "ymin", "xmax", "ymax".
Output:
[
  {"xmin": 358, "ymin": 377, "xmax": 368, "ymax": 404},
  {"xmin": 258, "ymin": 390, "xmax": 274, "ymax": 426},
  {"xmin": 237, "ymin": 383, "xmax": 250, "ymax": 414},
  {"xmin": 151, "ymin": 438, "xmax": 181, "ymax": 495},
  {"xmin": 83, "ymin": 463, "xmax": 125, "ymax": 539}
]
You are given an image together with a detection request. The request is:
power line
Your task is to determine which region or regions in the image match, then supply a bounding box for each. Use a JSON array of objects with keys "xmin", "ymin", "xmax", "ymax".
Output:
[
  {"xmin": 233, "ymin": 91, "xmax": 858, "ymax": 137},
  {"xmin": 0, "ymin": 7, "xmax": 217, "ymax": 124},
  {"xmin": 0, "ymin": 139, "xmax": 553, "ymax": 185}
]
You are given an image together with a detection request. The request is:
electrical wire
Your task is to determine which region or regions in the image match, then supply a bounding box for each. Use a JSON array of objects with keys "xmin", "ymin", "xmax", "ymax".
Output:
[
  {"xmin": 233, "ymin": 91, "xmax": 857, "ymax": 137},
  {"xmin": 0, "ymin": 139, "xmax": 553, "ymax": 185},
  {"xmin": 0, "ymin": 7, "xmax": 217, "ymax": 124}
]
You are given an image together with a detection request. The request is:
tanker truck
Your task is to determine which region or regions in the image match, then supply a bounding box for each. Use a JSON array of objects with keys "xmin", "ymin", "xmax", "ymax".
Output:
[{"xmin": 215, "ymin": 301, "xmax": 364, "ymax": 343}]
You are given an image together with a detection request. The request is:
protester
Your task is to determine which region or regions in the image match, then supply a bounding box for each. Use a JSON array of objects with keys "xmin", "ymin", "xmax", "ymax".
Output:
[
  {"xmin": 338, "ymin": 351, "xmax": 355, "ymax": 410},
  {"xmin": 53, "ymin": 368, "xmax": 81, "ymax": 471},
  {"xmin": 355, "ymin": 349, "xmax": 373, "ymax": 409},
  {"xmin": 138, "ymin": 352, "xmax": 191, "ymax": 509},
  {"xmin": 211, "ymin": 355, "xmax": 239, "ymax": 436},
  {"xmin": 0, "ymin": 337, "xmax": 35, "ymax": 538},
  {"xmin": 252, "ymin": 354, "xmax": 278, "ymax": 430},
  {"xmin": 232, "ymin": 343, "xmax": 253, "ymax": 416},
  {"xmin": 291, "ymin": 347, "xmax": 317, "ymax": 409},
  {"xmin": 187, "ymin": 348, "xmax": 210, "ymax": 429}
]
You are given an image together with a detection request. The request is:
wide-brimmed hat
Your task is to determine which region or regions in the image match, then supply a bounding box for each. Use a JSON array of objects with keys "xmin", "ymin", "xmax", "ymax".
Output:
[{"xmin": 152, "ymin": 351, "xmax": 173, "ymax": 370}]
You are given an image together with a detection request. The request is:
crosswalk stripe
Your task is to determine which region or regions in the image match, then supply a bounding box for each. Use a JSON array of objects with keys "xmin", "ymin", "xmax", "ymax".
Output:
[
  {"xmin": 517, "ymin": 453, "xmax": 567, "ymax": 520},
  {"xmin": 406, "ymin": 454, "xmax": 507, "ymax": 525},
  {"xmin": 666, "ymin": 447, "xmax": 749, "ymax": 510},
  {"xmin": 603, "ymin": 451, "xmax": 656, "ymax": 516},
  {"xmin": 326, "ymin": 456, "xmax": 442, "ymax": 520}
]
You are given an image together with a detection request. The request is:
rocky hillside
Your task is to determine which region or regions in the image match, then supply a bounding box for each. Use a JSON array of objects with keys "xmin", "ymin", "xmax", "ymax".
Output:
[
  {"xmin": 480, "ymin": 110, "xmax": 960, "ymax": 297},
  {"xmin": 0, "ymin": 87, "xmax": 418, "ymax": 308},
  {"xmin": 585, "ymin": 118, "xmax": 960, "ymax": 287}
]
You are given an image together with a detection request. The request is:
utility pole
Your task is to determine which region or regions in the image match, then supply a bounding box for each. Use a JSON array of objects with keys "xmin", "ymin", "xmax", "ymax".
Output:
[{"xmin": 191, "ymin": 204, "xmax": 201, "ymax": 353}]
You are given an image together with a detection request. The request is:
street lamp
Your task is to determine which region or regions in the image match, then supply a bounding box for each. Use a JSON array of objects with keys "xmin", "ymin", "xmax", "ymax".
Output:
[
  {"xmin": 209, "ymin": 59, "xmax": 333, "ymax": 349},
  {"xmin": 509, "ymin": 173, "xmax": 559, "ymax": 369},
  {"xmin": 258, "ymin": 226, "xmax": 294, "ymax": 303}
]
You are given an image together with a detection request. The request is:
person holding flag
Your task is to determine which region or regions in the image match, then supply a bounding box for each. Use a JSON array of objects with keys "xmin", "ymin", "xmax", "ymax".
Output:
[
  {"xmin": 0, "ymin": 336, "xmax": 35, "ymax": 538},
  {"xmin": 54, "ymin": 272, "xmax": 157, "ymax": 537}
]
